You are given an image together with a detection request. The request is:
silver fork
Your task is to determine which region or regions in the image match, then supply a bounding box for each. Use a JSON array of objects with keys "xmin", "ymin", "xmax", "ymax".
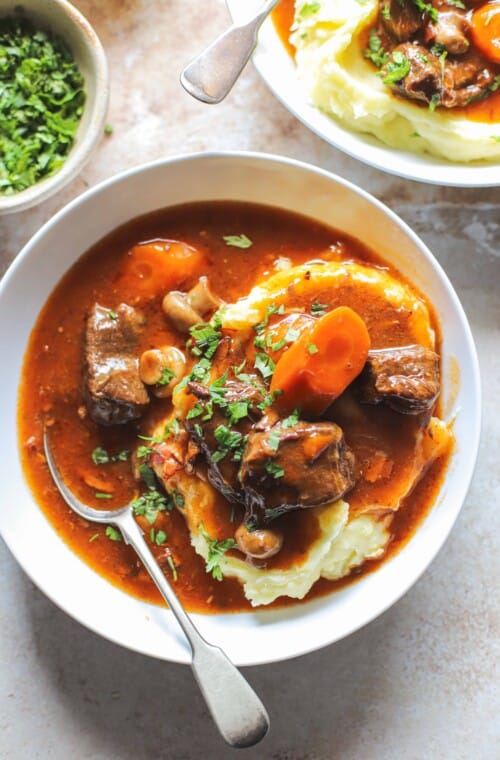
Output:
[{"xmin": 43, "ymin": 432, "xmax": 269, "ymax": 748}]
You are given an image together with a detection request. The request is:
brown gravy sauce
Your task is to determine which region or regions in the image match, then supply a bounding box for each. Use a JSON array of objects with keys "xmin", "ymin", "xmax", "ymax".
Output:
[{"xmin": 19, "ymin": 201, "xmax": 451, "ymax": 613}]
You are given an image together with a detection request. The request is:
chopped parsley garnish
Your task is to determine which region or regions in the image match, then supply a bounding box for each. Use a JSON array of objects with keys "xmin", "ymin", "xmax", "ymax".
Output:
[
  {"xmin": 91, "ymin": 446, "xmax": 130, "ymax": 464},
  {"xmin": 412, "ymin": 0, "xmax": 438, "ymax": 23},
  {"xmin": 171, "ymin": 490, "xmax": 185, "ymax": 508},
  {"xmin": 150, "ymin": 528, "xmax": 167, "ymax": 546},
  {"xmin": 211, "ymin": 425, "xmax": 246, "ymax": 463},
  {"xmin": 265, "ymin": 460, "xmax": 285, "ymax": 479},
  {"xmin": 254, "ymin": 303, "xmax": 284, "ymax": 335},
  {"xmin": 91, "ymin": 446, "xmax": 109, "ymax": 465},
  {"xmin": 199, "ymin": 522, "xmax": 236, "ymax": 582},
  {"xmin": 223, "ymin": 234, "xmax": 253, "ymax": 249},
  {"xmin": 157, "ymin": 366, "xmax": 176, "ymax": 386},
  {"xmin": 0, "ymin": 17, "xmax": 85, "ymax": 195},
  {"xmin": 381, "ymin": 5, "xmax": 391, "ymax": 20},
  {"xmin": 167, "ymin": 555, "xmax": 178, "ymax": 581},
  {"xmin": 132, "ymin": 488, "xmax": 171, "ymax": 525},
  {"xmin": 108, "ymin": 310, "xmax": 118, "ymax": 320},
  {"xmin": 311, "ymin": 300, "xmax": 328, "ymax": 316},
  {"xmin": 382, "ymin": 51, "xmax": 411, "ymax": 86},
  {"xmin": 95, "ymin": 492, "xmax": 112, "ymax": 499},
  {"xmin": 257, "ymin": 389, "xmax": 282, "ymax": 411},
  {"xmin": 282, "ymin": 408, "xmax": 301, "ymax": 428},
  {"xmin": 364, "ymin": 29, "xmax": 389, "ymax": 69},
  {"xmin": 227, "ymin": 400, "xmax": 250, "ymax": 425},
  {"xmin": 490, "ymin": 75, "xmax": 500, "ymax": 93},
  {"xmin": 104, "ymin": 123, "xmax": 113, "ymax": 135},
  {"xmin": 188, "ymin": 321, "xmax": 222, "ymax": 360},
  {"xmin": 284, "ymin": 327, "xmax": 300, "ymax": 343},
  {"xmin": 297, "ymin": 1, "xmax": 321, "ymax": 21},
  {"xmin": 254, "ymin": 352, "xmax": 276, "ymax": 380},
  {"xmin": 105, "ymin": 526, "xmax": 122, "ymax": 542},
  {"xmin": 267, "ymin": 428, "xmax": 281, "ymax": 452},
  {"xmin": 445, "ymin": 0, "xmax": 465, "ymax": 8},
  {"xmin": 307, "ymin": 342, "xmax": 319, "ymax": 355},
  {"xmin": 429, "ymin": 92, "xmax": 441, "ymax": 112},
  {"xmin": 136, "ymin": 444, "xmax": 154, "ymax": 459}
]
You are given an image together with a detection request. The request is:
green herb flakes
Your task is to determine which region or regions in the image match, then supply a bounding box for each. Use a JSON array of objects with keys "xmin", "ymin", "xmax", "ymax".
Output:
[
  {"xmin": 223, "ymin": 234, "xmax": 253, "ymax": 249},
  {"xmin": 382, "ymin": 51, "xmax": 411, "ymax": 86},
  {"xmin": 364, "ymin": 29, "xmax": 389, "ymax": 69},
  {"xmin": 199, "ymin": 523, "xmax": 236, "ymax": 582},
  {"xmin": 307, "ymin": 342, "xmax": 319, "ymax": 355},
  {"xmin": 157, "ymin": 366, "xmax": 176, "ymax": 386},
  {"xmin": 91, "ymin": 446, "xmax": 109, "ymax": 465},
  {"xmin": 105, "ymin": 526, "xmax": 122, "ymax": 542},
  {"xmin": 265, "ymin": 460, "xmax": 285, "ymax": 479},
  {"xmin": 0, "ymin": 16, "xmax": 85, "ymax": 195},
  {"xmin": 311, "ymin": 301, "xmax": 328, "ymax": 316},
  {"xmin": 95, "ymin": 492, "xmax": 112, "ymax": 499}
]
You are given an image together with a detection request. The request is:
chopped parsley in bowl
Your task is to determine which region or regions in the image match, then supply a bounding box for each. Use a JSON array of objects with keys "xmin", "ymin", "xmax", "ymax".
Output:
[{"xmin": 0, "ymin": 0, "xmax": 108, "ymax": 214}]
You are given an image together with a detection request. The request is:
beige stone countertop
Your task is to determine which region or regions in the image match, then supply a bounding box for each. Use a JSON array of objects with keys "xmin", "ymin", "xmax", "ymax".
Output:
[{"xmin": 1, "ymin": 2, "xmax": 499, "ymax": 758}]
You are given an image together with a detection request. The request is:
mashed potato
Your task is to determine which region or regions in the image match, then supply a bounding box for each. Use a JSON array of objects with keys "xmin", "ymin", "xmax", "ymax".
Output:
[
  {"xmin": 149, "ymin": 261, "xmax": 452, "ymax": 607},
  {"xmin": 291, "ymin": 0, "xmax": 500, "ymax": 161}
]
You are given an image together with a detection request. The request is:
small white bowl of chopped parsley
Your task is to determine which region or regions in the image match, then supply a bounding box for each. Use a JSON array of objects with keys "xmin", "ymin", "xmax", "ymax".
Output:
[{"xmin": 0, "ymin": 0, "xmax": 109, "ymax": 213}]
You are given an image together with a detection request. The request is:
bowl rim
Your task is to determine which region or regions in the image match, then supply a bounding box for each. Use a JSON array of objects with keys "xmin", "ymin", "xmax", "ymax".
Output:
[
  {"xmin": 0, "ymin": 151, "xmax": 482, "ymax": 665},
  {"xmin": 226, "ymin": 0, "xmax": 500, "ymax": 188},
  {"xmin": 0, "ymin": 0, "xmax": 109, "ymax": 214}
]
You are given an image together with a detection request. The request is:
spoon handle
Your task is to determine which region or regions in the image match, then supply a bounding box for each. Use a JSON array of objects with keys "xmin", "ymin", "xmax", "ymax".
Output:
[
  {"xmin": 180, "ymin": 0, "xmax": 279, "ymax": 104},
  {"xmin": 116, "ymin": 510, "xmax": 269, "ymax": 748}
]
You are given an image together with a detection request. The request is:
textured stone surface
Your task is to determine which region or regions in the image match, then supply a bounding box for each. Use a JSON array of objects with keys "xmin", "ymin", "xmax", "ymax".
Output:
[{"xmin": 1, "ymin": 1, "xmax": 499, "ymax": 758}]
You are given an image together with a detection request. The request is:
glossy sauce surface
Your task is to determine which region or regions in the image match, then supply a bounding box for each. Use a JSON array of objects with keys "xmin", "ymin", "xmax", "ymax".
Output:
[{"xmin": 19, "ymin": 201, "xmax": 450, "ymax": 613}]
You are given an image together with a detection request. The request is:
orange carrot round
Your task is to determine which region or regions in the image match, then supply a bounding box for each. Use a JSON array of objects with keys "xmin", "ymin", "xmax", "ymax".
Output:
[
  {"xmin": 471, "ymin": 2, "xmax": 500, "ymax": 63},
  {"xmin": 270, "ymin": 306, "xmax": 371, "ymax": 415}
]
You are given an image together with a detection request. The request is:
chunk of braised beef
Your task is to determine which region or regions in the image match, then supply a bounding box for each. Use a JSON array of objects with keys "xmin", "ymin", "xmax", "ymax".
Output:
[
  {"xmin": 380, "ymin": 0, "xmax": 423, "ymax": 42},
  {"xmin": 441, "ymin": 52, "xmax": 497, "ymax": 107},
  {"xmin": 239, "ymin": 420, "xmax": 355, "ymax": 525},
  {"xmin": 184, "ymin": 379, "xmax": 271, "ymax": 504},
  {"xmin": 84, "ymin": 303, "xmax": 149, "ymax": 426},
  {"xmin": 383, "ymin": 43, "xmax": 443, "ymax": 104},
  {"xmin": 384, "ymin": 42, "xmax": 496, "ymax": 109},
  {"xmin": 358, "ymin": 345, "xmax": 440, "ymax": 415},
  {"xmin": 427, "ymin": 10, "xmax": 470, "ymax": 56}
]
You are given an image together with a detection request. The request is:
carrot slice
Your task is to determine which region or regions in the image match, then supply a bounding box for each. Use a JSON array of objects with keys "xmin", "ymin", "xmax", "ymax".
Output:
[
  {"xmin": 270, "ymin": 306, "xmax": 371, "ymax": 416},
  {"xmin": 471, "ymin": 3, "xmax": 500, "ymax": 63},
  {"xmin": 118, "ymin": 240, "xmax": 205, "ymax": 297}
]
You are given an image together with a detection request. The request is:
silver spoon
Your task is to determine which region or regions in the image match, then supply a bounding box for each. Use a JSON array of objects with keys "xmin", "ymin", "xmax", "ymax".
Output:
[
  {"xmin": 180, "ymin": 0, "xmax": 279, "ymax": 104},
  {"xmin": 43, "ymin": 431, "xmax": 269, "ymax": 748}
]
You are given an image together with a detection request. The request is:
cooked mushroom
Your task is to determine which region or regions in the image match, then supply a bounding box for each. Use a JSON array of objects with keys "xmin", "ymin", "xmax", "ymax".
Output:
[
  {"xmin": 162, "ymin": 277, "xmax": 222, "ymax": 332},
  {"xmin": 187, "ymin": 276, "xmax": 222, "ymax": 315},
  {"xmin": 234, "ymin": 523, "xmax": 283, "ymax": 560},
  {"xmin": 139, "ymin": 346, "xmax": 186, "ymax": 397}
]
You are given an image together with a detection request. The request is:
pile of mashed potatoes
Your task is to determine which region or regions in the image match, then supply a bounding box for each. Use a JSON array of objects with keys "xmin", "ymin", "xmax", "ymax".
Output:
[
  {"xmin": 290, "ymin": 0, "xmax": 500, "ymax": 161},
  {"xmin": 154, "ymin": 261, "xmax": 452, "ymax": 606}
]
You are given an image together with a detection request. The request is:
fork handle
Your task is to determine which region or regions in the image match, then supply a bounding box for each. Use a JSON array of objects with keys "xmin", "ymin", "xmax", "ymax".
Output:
[
  {"xmin": 115, "ymin": 510, "xmax": 269, "ymax": 748},
  {"xmin": 180, "ymin": 0, "xmax": 279, "ymax": 104}
]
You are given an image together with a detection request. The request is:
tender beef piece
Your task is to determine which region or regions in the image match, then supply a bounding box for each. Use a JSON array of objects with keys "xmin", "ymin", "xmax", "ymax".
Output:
[
  {"xmin": 380, "ymin": 0, "xmax": 423, "ymax": 42},
  {"xmin": 185, "ymin": 379, "xmax": 270, "ymax": 504},
  {"xmin": 384, "ymin": 42, "xmax": 496, "ymax": 108},
  {"xmin": 427, "ymin": 11, "xmax": 470, "ymax": 55},
  {"xmin": 441, "ymin": 52, "xmax": 497, "ymax": 107},
  {"xmin": 239, "ymin": 421, "xmax": 355, "ymax": 524},
  {"xmin": 84, "ymin": 303, "xmax": 149, "ymax": 425},
  {"xmin": 383, "ymin": 43, "xmax": 443, "ymax": 103},
  {"xmin": 358, "ymin": 345, "xmax": 440, "ymax": 415}
]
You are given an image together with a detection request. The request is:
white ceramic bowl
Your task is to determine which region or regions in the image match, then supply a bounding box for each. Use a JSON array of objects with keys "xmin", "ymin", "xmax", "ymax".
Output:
[
  {"xmin": 0, "ymin": 0, "xmax": 109, "ymax": 214},
  {"xmin": 226, "ymin": 0, "xmax": 499, "ymax": 187},
  {"xmin": 0, "ymin": 153, "xmax": 481, "ymax": 665}
]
